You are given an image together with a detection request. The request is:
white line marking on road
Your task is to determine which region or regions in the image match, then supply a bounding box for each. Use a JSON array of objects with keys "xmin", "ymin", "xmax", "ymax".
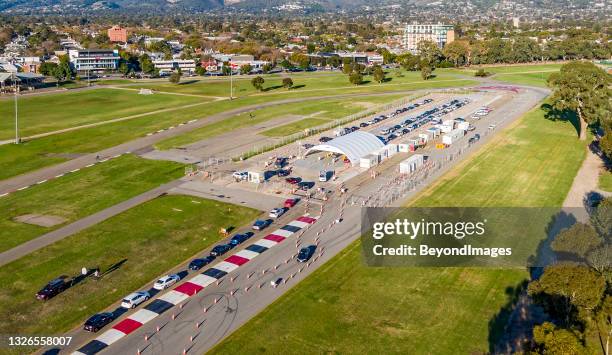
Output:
[
  {"xmin": 188, "ymin": 119, "xmax": 197, "ymax": 123},
  {"xmin": 0, "ymin": 193, "xmax": 9, "ymax": 197},
  {"xmin": 111, "ymin": 155, "xmax": 120, "ymax": 159},
  {"xmin": 85, "ymin": 164, "xmax": 95, "ymax": 168},
  {"xmin": 37, "ymin": 180, "xmax": 47, "ymax": 184},
  {"xmin": 17, "ymin": 186, "xmax": 29, "ymax": 191},
  {"xmin": 55, "ymin": 174, "xmax": 64, "ymax": 178},
  {"xmin": 146, "ymin": 133, "xmax": 153, "ymax": 136},
  {"xmin": 70, "ymin": 169, "xmax": 80, "ymax": 173},
  {"xmin": 99, "ymin": 159, "xmax": 108, "ymax": 163}
]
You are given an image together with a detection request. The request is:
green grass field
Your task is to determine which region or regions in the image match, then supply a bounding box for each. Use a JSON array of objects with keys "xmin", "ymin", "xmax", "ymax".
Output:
[
  {"xmin": 0, "ymin": 89, "xmax": 205, "ymax": 140},
  {"xmin": 0, "ymin": 155, "xmax": 184, "ymax": 253},
  {"xmin": 599, "ymin": 169, "xmax": 612, "ymax": 192},
  {"xmin": 210, "ymin": 103, "xmax": 587, "ymax": 354},
  {"xmin": 446, "ymin": 63, "xmax": 561, "ymax": 87},
  {"xmin": 155, "ymin": 94, "xmax": 406, "ymax": 149},
  {"xmin": 261, "ymin": 117, "xmax": 332, "ymax": 137},
  {"xmin": 0, "ymin": 195, "xmax": 260, "ymax": 335}
]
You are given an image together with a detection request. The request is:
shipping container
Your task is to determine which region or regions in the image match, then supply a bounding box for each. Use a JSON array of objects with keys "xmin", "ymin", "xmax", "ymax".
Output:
[
  {"xmin": 400, "ymin": 154, "xmax": 424, "ymax": 174},
  {"xmin": 360, "ymin": 154, "xmax": 380, "ymax": 168},
  {"xmin": 442, "ymin": 128, "xmax": 465, "ymax": 145}
]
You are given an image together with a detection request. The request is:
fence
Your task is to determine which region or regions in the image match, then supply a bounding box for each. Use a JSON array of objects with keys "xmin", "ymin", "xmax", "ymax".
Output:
[{"xmin": 234, "ymin": 93, "xmax": 426, "ymax": 161}]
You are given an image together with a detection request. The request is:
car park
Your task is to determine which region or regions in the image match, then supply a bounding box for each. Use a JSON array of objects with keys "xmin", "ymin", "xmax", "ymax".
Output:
[
  {"xmin": 211, "ymin": 244, "xmax": 232, "ymax": 256},
  {"xmin": 121, "ymin": 291, "xmax": 150, "ymax": 309},
  {"xmin": 230, "ymin": 232, "xmax": 254, "ymax": 246},
  {"xmin": 153, "ymin": 274, "xmax": 180, "ymax": 290},
  {"xmin": 84, "ymin": 312, "xmax": 115, "ymax": 332},
  {"xmin": 252, "ymin": 219, "xmax": 272, "ymax": 230},
  {"xmin": 284, "ymin": 198, "xmax": 299, "ymax": 208},
  {"xmin": 189, "ymin": 256, "xmax": 215, "ymax": 270},
  {"xmin": 269, "ymin": 208, "xmax": 286, "ymax": 218},
  {"xmin": 36, "ymin": 277, "xmax": 70, "ymax": 300},
  {"xmin": 297, "ymin": 245, "xmax": 317, "ymax": 262}
]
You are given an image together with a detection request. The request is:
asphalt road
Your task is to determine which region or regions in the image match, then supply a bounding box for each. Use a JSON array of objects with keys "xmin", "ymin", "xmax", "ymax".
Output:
[{"xmin": 54, "ymin": 84, "xmax": 549, "ymax": 355}]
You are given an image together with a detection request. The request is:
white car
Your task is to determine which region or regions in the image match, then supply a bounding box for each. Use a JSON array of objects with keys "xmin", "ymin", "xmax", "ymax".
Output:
[
  {"xmin": 121, "ymin": 291, "xmax": 150, "ymax": 309},
  {"xmin": 269, "ymin": 208, "xmax": 285, "ymax": 218},
  {"xmin": 232, "ymin": 171, "xmax": 248, "ymax": 180},
  {"xmin": 153, "ymin": 274, "xmax": 180, "ymax": 290}
]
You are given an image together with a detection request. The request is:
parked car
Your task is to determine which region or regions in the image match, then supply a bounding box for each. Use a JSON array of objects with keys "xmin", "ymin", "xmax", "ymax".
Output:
[
  {"xmin": 121, "ymin": 291, "xmax": 150, "ymax": 309},
  {"xmin": 277, "ymin": 169, "xmax": 290, "ymax": 177},
  {"xmin": 318, "ymin": 136, "xmax": 333, "ymax": 143},
  {"xmin": 359, "ymin": 122, "xmax": 369, "ymax": 128},
  {"xmin": 230, "ymin": 232, "xmax": 254, "ymax": 246},
  {"xmin": 284, "ymin": 198, "xmax": 299, "ymax": 208},
  {"xmin": 210, "ymin": 244, "xmax": 232, "ymax": 256},
  {"xmin": 153, "ymin": 274, "xmax": 180, "ymax": 290},
  {"xmin": 189, "ymin": 256, "xmax": 215, "ymax": 271},
  {"xmin": 252, "ymin": 219, "xmax": 272, "ymax": 230},
  {"xmin": 232, "ymin": 171, "xmax": 248, "ymax": 180},
  {"xmin": 297, "ymin": 245, "xmax": 317, "ymax": 262},
  {"xmin": 84, "ymin": 312, "xmax": 115, "ymax": 332},
  {"xmin": 285, "ymin": 177, "xmax": 302, "ymax": 184},
  {"xmin": 269, "ymin": 207, "xmax": 286, "ymax": 218},
  {"xmin": 36, "ymin": 277, "xmax": 70, "ymax": 300},
  {"xmin": 297, "ymin": 181, "xmax": 315, "ymax": 190}
]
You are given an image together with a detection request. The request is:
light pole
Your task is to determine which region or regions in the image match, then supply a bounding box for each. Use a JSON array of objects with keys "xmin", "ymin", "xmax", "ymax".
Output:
[
  {"xmin": 230, "ymin": 63, "xmax": 233, "ymax": 100},
  {"xmin": 13, "ymin": 72, "xmax": 19, "ymax": 144}
]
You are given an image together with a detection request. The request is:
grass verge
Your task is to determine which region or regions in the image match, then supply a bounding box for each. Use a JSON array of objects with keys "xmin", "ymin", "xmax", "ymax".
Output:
[
  {"xmin": 598, "ymin": 168, "xmax": 612, "ymax": 192},
  {"xmin": 0, "ymin": 155, "xmax": 185, "ymax": 253},
  {"xmin": 0, "ymin": 195, "xmax": 260, "ymax": 335}
]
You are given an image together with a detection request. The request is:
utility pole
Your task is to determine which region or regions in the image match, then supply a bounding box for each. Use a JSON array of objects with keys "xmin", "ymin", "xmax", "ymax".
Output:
[
  {"xmin": 13, "ymin": 72, "xmax": 19, "ymax": 144},
  {"xmin": 230, "ymin": 63, "xmax": 233, "ymax": 100}
]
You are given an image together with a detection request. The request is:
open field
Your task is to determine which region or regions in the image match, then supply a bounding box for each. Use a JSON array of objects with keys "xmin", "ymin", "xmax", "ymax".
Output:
[
  {"xmin": 261, "ymin": 117, "xmax": 331, "ymax": 137},
  {"xmin": 491, "ymin": 72, "xmax": 553, "ymax": 87},
  {"xmin": 0, "ymin": 88, "xmax": 205, "ymax": 140},
  {"xmin": 0, "ymin": 155, "xmax": 184, "ymax": 253},
  {"xmin": 599, "ymin": 169, "xmax": 612, "ymax": 192},
  {"xmin": 447, "ymin": 63, "xmax": 561, "ymax": 87},
  {"xmin": 117, "ymin": 70, "xmax": 476, "ymax": 99},
  {"xmin": 0, "ymin": 195, "xmax": 260, "ymax": 335},
  {"xmin": 0, "ymin": 76, "xmax": 474, "ymax": 182},
  {"xmin": 155, "ymin": 94, "xmax": 405, "ymax": 149},
  {"xmin": 210, "ymin": 103, "xmax": 587, "ymax": 354}
]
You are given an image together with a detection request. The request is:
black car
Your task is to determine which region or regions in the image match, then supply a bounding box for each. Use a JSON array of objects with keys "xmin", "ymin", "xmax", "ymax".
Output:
[
  {"xmin": 475, "ymin": 133, "xmax": 481, "ymax": 140},
  {"xmin": 36, "ymin": 277, "xmax": 70, "ymax": 300},
  {"xmin": 359, "ymin": 122, "xmax": 369, "ymax": 128},
  {"xmin": 230, "ymin": 232, "xmax": 254, "ymax": 246},
  {"xmin": 297, "ymin": 245, "xmax": 317, "ymax": 262},
  {"xmin": 84, "ymin": 312, "xmax": 115, "ymax": 332},
  {"xmin": 318, "ymin": 136, "xmax": 333, "ymax": 143},
  {"xmin": 210, "ymin": 244, "xmax": 232, "ymax": 257},
  {"xmin": 277, "ymin": 169, "xmax": 291, "ymax": 177},
  {"xmin": 189, "ymin": 256, "xmax": 215, "ymax": 270},
  {"xmin": 297, "ymin": 181, "xmax": 315, "ymax": 190}
]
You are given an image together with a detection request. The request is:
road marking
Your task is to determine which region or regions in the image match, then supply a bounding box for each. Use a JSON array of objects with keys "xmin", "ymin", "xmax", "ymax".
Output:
[
  {"xmin": 37, "ymin": 180, "xmax": 47, "ymax": 184},
  {"xmin": 111, "ymin": 155, "xmax": 120, "ymax": 159},
  {"xmin": 188, "ymin": 119, "xmax": 197, "ymax": 123},
  {"xmin": 0, "ymin": 193, "xmax": 9, "ymax": 197},
  {"xmin": 85, "ymin": 164, "xmax": 95, "ymax": 168},
  {"xmin": 146, "ymin": 133, "xmax": 153, "ymax": 136},
  {"xmin": 70, "ymin": 169, "xmax": 80, "ymax": 173},
  {"xmin": 17, "ymin": 186, "xmax": 29, "ymax": 191},
  {"xmin": 99, "ymin": 159, "xmax": 108, "ymax": 163},
  {"xmin": 55, "ymin": 174, "xmax": 64, "ymax": 178}
]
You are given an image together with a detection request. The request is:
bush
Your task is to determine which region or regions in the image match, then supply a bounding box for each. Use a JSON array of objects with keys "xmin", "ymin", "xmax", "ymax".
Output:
[{"xmin": 474, "ymin": 68, "xmax": 491, "ymax": 77}]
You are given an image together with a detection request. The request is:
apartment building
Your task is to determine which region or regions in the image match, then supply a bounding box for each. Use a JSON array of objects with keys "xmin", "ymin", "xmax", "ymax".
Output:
[{"xmin": 402, "ymin": 24, "xmax": 455, "ymax": 52}]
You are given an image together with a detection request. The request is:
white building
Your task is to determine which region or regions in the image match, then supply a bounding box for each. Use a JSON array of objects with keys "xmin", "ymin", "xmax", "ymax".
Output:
[
  {"xmin": 402, "ymin": 24, "xmax": 455, "ymax": 53},
  {"xmin": 152, "ymin": 59, "xmax": 196, "ymax": 74},
  {"xmin": 68, "ymin": 49, "xmax": 120, "ymax": 72}
]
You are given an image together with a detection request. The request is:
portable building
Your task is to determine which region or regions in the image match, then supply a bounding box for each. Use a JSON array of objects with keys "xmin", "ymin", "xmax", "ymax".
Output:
[
  {"xmin": 418, "ymin": 133, "xmax": 429, "ymax": 144},
  {"xmin": 457, "ymin": 121, "xmax": 470, "ymax": 131},
  {"xmin": 247, "ymin": 171, "xmax": 264, "ymax": 183},
  {"xmin": 442, "ymin": 128, "xmax": 465, "ymax": 145},
  {"xmin": 398, "ymin": 143, "xmax": 410, "ymax": 153},
  {"xmin": 426, "ymin": 127, "xmax": 441, "ymax": 138},
  {"xmin": 360, "ymin": 154, "xmax": 380, "ymax": 168},
  {"xmin": 399, "ymin": 154, "xmax": 424, "ymax": 174}
]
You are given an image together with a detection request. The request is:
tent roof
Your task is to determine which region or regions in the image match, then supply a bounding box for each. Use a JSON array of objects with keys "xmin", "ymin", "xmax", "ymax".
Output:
[{"xmin": 306, "ymin": 131, "xmax": 385, "ymax": 165}]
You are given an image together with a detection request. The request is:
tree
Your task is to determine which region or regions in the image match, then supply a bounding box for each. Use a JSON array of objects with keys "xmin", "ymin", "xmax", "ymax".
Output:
[
  {"xmin": 532, "ymin": 322, "xmax": 588, "ymax": 355},
  {"xmin": 139, "ymin": 54, "xmax": 155, "ymax": 75},
  {"xmin": 52, "ymin": 54, "xmax": 73, "ymax": 83},
  {"xmin": 169, "ymin": 70, "xmax": 182, "ymax": 84},
  {"xmin": 39, "ymin": 62, "xmax": 58, "ymax": 76},
  {"xmin": 251, "ymin": 76, "xmax": 265, "ymax": 91},
  {"xmin": 118, "ymin": 62, "xmax": 130, "ymax": 76},
  {"xmin": 282, "ymin": 77, "xmax": 293, "ymax": 90},
  {"xmin": 240, "ymin": 64, "xmax": 252, "ymax": 75},
  {"xmin": 528, "ymin": 264, "xmax": 606, "ymax": 326},
  {"xmin": 348, "ymin": 71, "xmax": 363, "ymax": 85},
  {"xmin": 262, "ymin": 63, "xmax": 273, "ymax": 74},
  {"xmin": 372, "ymin": 65, "xmax": 385, "ymax": 84},
  {"xmin": 195, "ymin": 65, "xmax": 206, "ymax": 76},
  {"xmin": 328, "ymin": 56, "xmax": 341, "ymax": 68},
  {"xmin": 547, "ymin": 61, "xmax": 612, "ymax": 140},
  {"xmin": 551, "ymin": 223, "xmax": 603, "ymax": 260},
  {"xmin": 396, "ymin": 52, "xmax": 420, "ymax": 71},
  {"xmin": 417, "ymin": 40, "xmax": 442, "ymax": 66},
  {"xmin": 420, "ymin": 63, "xmax": 432, "ymax": 80},
  {"xmin": 443, "ymin": 40, "xmax": 470, "ymax": 67},
  {"xmin": 590, "ymin": 197, "xmax": 612, "ymax": 239}
]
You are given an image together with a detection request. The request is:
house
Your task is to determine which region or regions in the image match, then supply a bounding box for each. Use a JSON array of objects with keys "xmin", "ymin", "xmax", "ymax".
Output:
[{"xmin": 200, "ymin": 59, "xmax": 219, "ymax": 72}]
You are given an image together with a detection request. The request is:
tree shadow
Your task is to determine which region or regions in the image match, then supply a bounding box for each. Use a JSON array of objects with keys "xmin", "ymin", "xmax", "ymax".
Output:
[
  {"xmin": 178, "ymin": 80, "xmax": 198, "ymax": 85},
  {"xmin": 262, "ymin": 85, "xmax": 283, "ymax": 92},
  {"xmin": 541, "ymin": 103, "xmax": 580, "ymax": 137},
  {"xmin": 382, "ymin": 77, "xmax": 393, "ymax": 83},
  {"xmin": 291, "ymin": 84, "xmax": 306, "ymax": 90}
]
